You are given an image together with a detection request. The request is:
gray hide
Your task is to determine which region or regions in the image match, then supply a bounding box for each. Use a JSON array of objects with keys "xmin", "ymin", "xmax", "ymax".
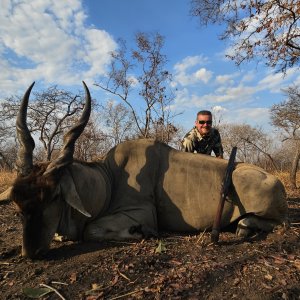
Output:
[{"xmin": 62, "ymin": 139, "xmax": 287, "ymax": 241}]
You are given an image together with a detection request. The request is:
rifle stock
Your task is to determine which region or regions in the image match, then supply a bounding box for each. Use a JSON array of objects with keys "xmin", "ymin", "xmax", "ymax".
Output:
[{"xmin": 211, "ymin": 146, "xmax": 237, "ymax": 243}]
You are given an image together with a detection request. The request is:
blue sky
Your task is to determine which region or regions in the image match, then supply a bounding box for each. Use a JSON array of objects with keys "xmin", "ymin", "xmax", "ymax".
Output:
[{"xmin": 1, "ymin": 0, "xmax": 299, "ymax": 132}]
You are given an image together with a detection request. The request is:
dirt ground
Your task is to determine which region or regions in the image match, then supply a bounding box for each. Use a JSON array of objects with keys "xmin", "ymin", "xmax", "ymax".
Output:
[{"xmin": 0, "ymin": 181, "xmax": 299, "ymax": 299}]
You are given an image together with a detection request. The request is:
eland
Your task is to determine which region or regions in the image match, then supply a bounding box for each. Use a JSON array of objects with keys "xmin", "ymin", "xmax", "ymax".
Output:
[{"xmin": 11, "ymin": 82, "xmax": 288, "ymax": 259}]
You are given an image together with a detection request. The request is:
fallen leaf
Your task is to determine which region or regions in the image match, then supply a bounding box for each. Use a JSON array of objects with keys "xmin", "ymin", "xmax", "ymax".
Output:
[
  {"xmin": 23, "ymin": 287, "xmax": 52, "ymax": 298},
  {"xmin": 262, "ymin": 283, "xmax": 272, "ymax": 289},
  {"xmin": 91, "ymin": 283, "xmax": 102, "ymax": 290},
  {"xmin": 170, "ymin": 260, "xmax": 182, "ymax": 266},
  {"xmin": 85, "ymin": 283, "xmax": 106, "ymax": 296},
  {"xmin": 8, "ymin": 280, "xmax": 15, "ymax": 286},
  {"xmin": 294, "ymin": 260, "xmax": 300, "ymax": 270},
  {"xmin": 264, "ymin": 274, "xmax": 273, "ymax": 281},
  {"xmin": 86, "ymin": 294, "xmax": 103, "ymax": 300},
  {"xmin": 280, "ymin": 279, "xmax": 287, "ymax": 286},
  {"xmin": 242, "ymin": 265, "xmax": 248, "ymax": 272},
  {"xmin": 272, "ymin": 256, "xmax": 285, "ymax": 265},
  {"xmin": 155, "ymin": 240, "xmax": 166, "ymax": 253},
  {"xmin": 170, "ymin": 283, "xmax": 180, "ymax": 289},
  {"xmin": 70, "ymin": 272, "xmax": 77, "ymax": 283},
  {"xmin": 125, "ymin": 263, "xmax": 134, "ymax": 269},
  {"xmin": 111, "ymin": 275, "xmax": 119, "ymax": 286},
  {"xmin": 53, "ymin": 233, "xmax": 64, "ymax": 242}
]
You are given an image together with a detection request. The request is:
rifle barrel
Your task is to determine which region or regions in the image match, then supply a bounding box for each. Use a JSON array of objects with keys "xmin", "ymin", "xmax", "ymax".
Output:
[{"xmin": 211, "ymin": 146, "xmax": 237, "ymax": 243}]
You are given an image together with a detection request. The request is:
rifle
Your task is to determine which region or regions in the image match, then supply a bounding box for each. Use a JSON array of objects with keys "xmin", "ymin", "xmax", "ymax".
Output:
[{"xmin": 211, "ymin": 146, "xmax": 237, "ymax": 243}]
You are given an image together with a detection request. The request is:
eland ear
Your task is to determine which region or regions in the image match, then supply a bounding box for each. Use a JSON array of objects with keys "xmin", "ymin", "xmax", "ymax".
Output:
[{"xmin": 60, "ymin": 169, "xmax": 91, "ymax": 218}]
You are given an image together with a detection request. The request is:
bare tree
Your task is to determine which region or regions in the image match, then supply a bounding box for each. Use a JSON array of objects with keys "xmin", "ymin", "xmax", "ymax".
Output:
[
  {"xmin": 220, "ymin": 123, "xmax": 275, "ymax": 169},
  {"xmin": 0, "ymin": 125, "xmax": 14, "ymax": 170},
  {"xmin": 0, "ymin": 98, "xmax": 24, "ymax": 169},
  {"xmin": 270, "ymin": 85, "xmax": 300, "ymax": 188},
  {"xmin": 190, "ymin": 0, "xmax": 300, "ymax": 73},
  {"xmin": 212, "ymin": 106, "xmax": 226, "ymax": 130},
  {"xmin": 27, "ymin": 86, "xmax": 85, "ymax": 161},
  {"xmin": 100, "ymin": 100, "xmax": 135, "ymax": 147},
  {"xmin": 0, "ymin": 86, "xmax": 95, "ymax": 162},
  {"xmin": 95, "ymin": 32, "xmax": 179, "ymax": 144},
  {"xmin": 0, "ymin": 142, "xmax": 17, "ymax": 170},
  {"xmin": 272, "ymin": 140, "xmax": 295, "ymax": 171},
  {"xmin": 74, "ymin": 115, "xmax": 108, "ymax": 160}
]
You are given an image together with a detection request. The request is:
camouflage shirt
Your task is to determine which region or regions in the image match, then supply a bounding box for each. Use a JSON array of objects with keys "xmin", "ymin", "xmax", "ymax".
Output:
[{"xmin": 181, "ymin": 127, "xmax": 223, "ymax": 157}]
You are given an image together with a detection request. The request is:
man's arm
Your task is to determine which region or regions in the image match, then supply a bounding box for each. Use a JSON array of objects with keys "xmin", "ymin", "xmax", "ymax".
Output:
[
  {"xmin": 181, "ymin": 129, "xmax": 196, "ymax": 152},
  {"xmin": 212, "ymin": 129, "xmax": 224, "ymax": 158},
  {"xmin": 181, "ymin": 137, "xmax": 194, "ymax": 152}
]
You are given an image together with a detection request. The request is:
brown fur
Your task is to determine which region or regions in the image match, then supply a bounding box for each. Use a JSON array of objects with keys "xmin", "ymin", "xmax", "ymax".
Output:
[
  {"xmin": 11, "ymin": 160, "xmax": 103, "ymax": 213},
  {"xmin": 11, "ymin": 163, "xmax": 55, "ymax": 211}
]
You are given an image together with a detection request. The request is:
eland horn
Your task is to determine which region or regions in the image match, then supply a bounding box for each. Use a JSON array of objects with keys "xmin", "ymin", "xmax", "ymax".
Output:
[
  {"xmin": 16, "ymin": 82, "xmax": 36, "ymax": 176},
  {"xmin": 43, "ymin": 81, "xmax": 91, "ymax": 176}
]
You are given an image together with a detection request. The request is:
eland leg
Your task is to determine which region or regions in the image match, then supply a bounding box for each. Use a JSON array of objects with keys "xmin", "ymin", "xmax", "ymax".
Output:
[
  {"xmin": 83, "ymin": 204, "xmax": 158, "ymax": 241},
  {"xmin": 236, "ymin": 215, "xmax": 279, "ymax": 237}
]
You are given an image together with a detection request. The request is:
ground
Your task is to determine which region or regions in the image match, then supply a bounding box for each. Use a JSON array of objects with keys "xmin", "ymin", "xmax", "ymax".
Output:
[{"xmin": 0, "ymin": 173, "xmax": 299, "ymax": 300}]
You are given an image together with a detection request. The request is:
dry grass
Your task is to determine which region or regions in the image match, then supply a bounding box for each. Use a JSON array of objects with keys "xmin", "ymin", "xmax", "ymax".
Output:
[
  {"xmin": 0, "ymin": 170, "xmax": 16, "ymax": 193},
  {"xmin": 272, "ymin": 171, "xmax": 300, "ymax": 198}
]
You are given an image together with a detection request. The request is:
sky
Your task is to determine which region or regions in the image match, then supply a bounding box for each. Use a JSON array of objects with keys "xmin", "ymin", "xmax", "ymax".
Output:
[{"xmin": 1, "ymin": 0, "xmax": 299, "ymax": 133}]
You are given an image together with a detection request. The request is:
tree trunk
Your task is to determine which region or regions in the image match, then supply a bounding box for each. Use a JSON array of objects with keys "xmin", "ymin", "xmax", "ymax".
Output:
[{"xmin": 290, "ymin": 142, "xmax": 300, "ymax": 189}]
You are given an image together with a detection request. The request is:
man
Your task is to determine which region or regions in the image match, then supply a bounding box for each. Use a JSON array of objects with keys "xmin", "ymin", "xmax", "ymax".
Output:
[{"xmin": 182, "ymin": 110, "xmax": 223, "ymax": 158}]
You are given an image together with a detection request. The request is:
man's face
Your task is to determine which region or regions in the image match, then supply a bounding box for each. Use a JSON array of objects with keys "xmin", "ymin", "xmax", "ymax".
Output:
[{"xmin": 195, "ymin": 114, "xmax": 212, "ymax": 136}]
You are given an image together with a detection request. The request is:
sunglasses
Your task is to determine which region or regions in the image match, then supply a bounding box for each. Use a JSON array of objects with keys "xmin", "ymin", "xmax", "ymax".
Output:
[{"xmin": 198, "ymin": 120, "xmax": 212, "ymax": 125}]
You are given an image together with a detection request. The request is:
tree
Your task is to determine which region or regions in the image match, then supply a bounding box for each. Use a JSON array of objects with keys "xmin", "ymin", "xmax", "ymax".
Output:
[
  {"xmin": 100, "ymin": 100, "xmax": 135, "ymax": 147},
  {"xmin": 0, "ymin": 97, "xmax": 24, "ymax": 169},
  {"xmin": 272, "ymin": 140, "xmax": 295, "ymax": 171},
  {"xmin": 26, "ymin": 86, "xmax": 86, "ymax": 161},
  {"xmin": 0, "ymin": 141, "xmax": 17, "ymax": 170},
  {"xmin": 270, "ymin": 85, "xmax": 300, "ymax": 188},
  {"xmin": 220, "ymin": 123, "xmax": 276, "ymax": 169},
  {"xmin": 150, "ymin": 118, "xmax": 181, "ymax": 145},
  {"xmin": 95, "ymin": 32, "xmax": 180, "ymax": 144},
  {"xmin": 0, "ymin": 86, "xmax": 92, "ymax": 162},
  {"xmin": 190, "ymin": 0, "xmax": 300, "ymax": 73},
  {"xmin": 74, "ymin": 115, "xmax": 108, "ymax": 160}
]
